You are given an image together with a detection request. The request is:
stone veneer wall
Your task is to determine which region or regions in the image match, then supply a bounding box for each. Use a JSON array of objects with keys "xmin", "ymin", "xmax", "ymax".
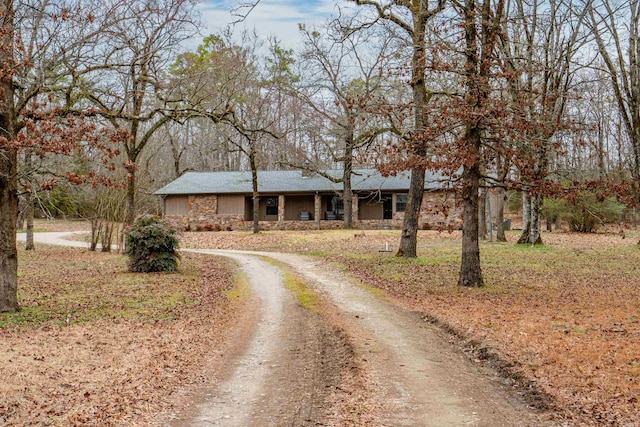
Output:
[
  {"xmin": 166, "ymin": 214, "xmax": 245, "ymax": 231},
  {"xmin": 189, "ymin": 195, "xmax": 218, "ymax": 216}
]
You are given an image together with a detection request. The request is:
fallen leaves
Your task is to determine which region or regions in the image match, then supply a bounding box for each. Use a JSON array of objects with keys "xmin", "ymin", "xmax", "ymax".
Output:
[{"xmin": 0, "ymin": 247, "xmax": 245, "ymax": 426}]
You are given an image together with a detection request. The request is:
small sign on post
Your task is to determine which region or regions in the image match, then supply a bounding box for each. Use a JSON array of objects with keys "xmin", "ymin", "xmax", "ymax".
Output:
[{"xmin": 379, "ymin": 241, "xmax": 393, "ymax": 253}]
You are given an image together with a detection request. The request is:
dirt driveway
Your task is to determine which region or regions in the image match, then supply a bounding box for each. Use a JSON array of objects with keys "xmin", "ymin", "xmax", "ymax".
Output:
[{"xmin": 21, "ymin": 233, "xmax": 556, "ymax": 426}]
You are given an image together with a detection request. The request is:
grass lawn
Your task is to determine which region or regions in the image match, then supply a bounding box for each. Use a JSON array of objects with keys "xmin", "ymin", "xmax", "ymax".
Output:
[
  {"xmin": 182, "ymin": 227, "xmax": 640, "ymax": 425},
  {"xmin": 0, "ymin": 243, "xmax": 245, "ymax": 426}
]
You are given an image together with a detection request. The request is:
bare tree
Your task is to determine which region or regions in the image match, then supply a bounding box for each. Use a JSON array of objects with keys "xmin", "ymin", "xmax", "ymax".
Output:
[
  {"xmin": 2, "ymin": 0, "xmax": 109, "ymax": 312},
  {"xmin": 498, "ymin": 0, "xmax": 591, "ymax": 245},
  {"xmin": 69, "ymin": 0, "xmax": 200, "ymax": 224},
  {"xmin": 297, "ymin": 19, "xmax": 393, "ymax": 228},
  {"xmin": 589, "ymin": 0, "xmax": 640, "ymax": 218},
  {"xmin": 448, "ymin": 0, "xmax": 505, "ymax": 287},
  {"xmin": 348, "ymin": 0, "xmax": 446, "ymax": 257},
  {"xmin": 174, "ymin": 32, "xmax": 282, "ymax": 233}
]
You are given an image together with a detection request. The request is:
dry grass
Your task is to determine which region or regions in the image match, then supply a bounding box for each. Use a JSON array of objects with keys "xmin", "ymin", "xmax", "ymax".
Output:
[
  {"xmin": 181, "ymin": 227, "xmax": 640, "ymax": 425},
  {"xmin": 0, "ymin": 246, "xmax": 245, "ymax": 426},
  {"xmin": 23, "ymin": 218, "xmax": 91, "ymax": 233}
]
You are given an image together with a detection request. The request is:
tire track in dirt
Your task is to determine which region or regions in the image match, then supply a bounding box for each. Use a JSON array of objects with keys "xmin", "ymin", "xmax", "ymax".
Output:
[
  {"xmin": 229, "ymin": 250, "xmax": 557, "ymax": 426},
  {"xmin": 185, "ymin": 252, "xmax": 287, "ymax": 426},
  {"xmin": 182, "ymin": 249, "xmax": 350, "ymax": 426}
]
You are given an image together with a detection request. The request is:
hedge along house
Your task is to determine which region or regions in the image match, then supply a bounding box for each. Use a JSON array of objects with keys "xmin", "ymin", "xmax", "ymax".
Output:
[{"xmin": 154, "ymin": 168, "xmax": 461, "ymax": 231}]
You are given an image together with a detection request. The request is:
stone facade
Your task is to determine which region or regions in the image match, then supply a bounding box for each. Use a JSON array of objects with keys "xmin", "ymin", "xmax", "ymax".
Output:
[{"xmin": 189, "ymin": 195, "xmax": 218, "ymax": 217}]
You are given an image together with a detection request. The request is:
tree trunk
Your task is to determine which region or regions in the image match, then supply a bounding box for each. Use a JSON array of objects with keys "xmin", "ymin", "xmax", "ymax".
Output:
[
  {"xmin": 396, "ymin": 5, "xmax": 430, "ymax": 258},
  {"xmin": 250, "ymin": 150, "xmax": 260, "ymax": 234},
  {"xmin": 0, "ymin": 0, "xmax": 19, "ymax": 312},
  {"xmin": 0, "ymin": 147, "xmax": 18, "ymax": 313},
  {"xmin": 24, "ymin": 151, "xmax": 34, "ymax": 250},
  {"xmin": 16, "ymin": 199, "xmax": 24, "ymax": 230},
  {"xmin": 342, "ymin": 153, "xmax": 353, "ymax": 229},
  {"xmin": 125, "ymin": 167, "xmax": 136, "ymax": 225},
  {"xmin": 518, "ymin": 192, "xmax": 543, "ymax": 245},
  {"xmin": 529, "ymin": 193, "xmax": 543, "ymax": 244},
  {"xmin": 90, "ymin": 218, "xmax": 100, "ymax": 251},
  {"xmin": 397, "ymin": 166, "xmax": 425, "ymax": 258},
  {"xmin": 517, "ymin": 190, "xmax": 531, "ymax": 243},
  {"xmin": 458, "ymin": 0, "xmax": 501, "ymax": 287},
  {"xmin": 459, "ymin": 129, "xmax": 484, "ymax": 288},
  {"xmin": 478, "ymin": 188, "xmax": 487, "ymax": 240},
  {"xmin": 25, "ymin": 192, "xmax": 34, "ymax": 251},
  {"xmin": 495, "ymin": 186, "xmax": 507, "ymax": 242}
]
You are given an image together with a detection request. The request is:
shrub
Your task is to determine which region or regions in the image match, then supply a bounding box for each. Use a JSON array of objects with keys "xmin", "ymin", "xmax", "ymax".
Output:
[
  {"xmin": 547, "ymin": 193, "xmax": 626, "ymax": 232},
  {"xmin": 125, "ymin": 215, "xmax": 180, "ymax": 272}
]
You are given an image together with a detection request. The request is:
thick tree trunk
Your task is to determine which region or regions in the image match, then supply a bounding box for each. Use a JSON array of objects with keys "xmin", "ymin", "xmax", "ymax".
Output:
[
  {"xmin": 522, "ymin": 189, "xmax": 531, "ymax": 228},
  {"xmin": 250, "ymin": 151, "xmax": 260, "ymax": 234},
  {"xmin": 478, "ymin": 188, "xmax": 487, "ymax": 240},
  {"xmin": 397, "ymin": 166, "xmax": 425, "ymax": 258},
  {"xmin": 342, "ymin": 150, "xmax": 353, "ymax": 229},
  {"xmin": 397, "ymin": 10, "xmax": 429, "ymax": 258},
  {"xmin": 0, "ymin": 0, "xmax": 19, "ymax": 312},
  {"xmin": 495, "ymin": 186, "xmax": 507, "ymax": 242},
  {"xmin": 529, "ymin": 193, "xmax": 543, "ymax": 244},
  {"xmin": 459, "ymin": 131, "xmax": 484, "ymax": 288},
  {"xmin": 517, "ymin": 192, "xmax": 543, "ymax": 245},
  {"xmin": 518, "ymin": 190, "xmax": 531, "ymax": 243},
  {"xmin": 25, "ymin": 193, "xmax": 34, "ymax": 251},
  {"xmin": 0, "ymin": 147, "xmax": 18, "ymax": 313},
  {"xmin": 458, "ymin": 0, "xmax": 499, "ymax": 287},
  {"xmin": 125, "ymin": 168, "xmax": 136, "ymax": 225}
]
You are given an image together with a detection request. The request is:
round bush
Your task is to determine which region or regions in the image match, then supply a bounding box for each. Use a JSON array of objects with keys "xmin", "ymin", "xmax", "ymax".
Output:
[{"xmin": 125, "ymin": 215, "xmax": 180, "ymax": 272}]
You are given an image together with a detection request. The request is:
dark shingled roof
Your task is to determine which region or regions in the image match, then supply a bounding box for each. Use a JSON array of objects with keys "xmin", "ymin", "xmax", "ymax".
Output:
[{"xmin": 154, "ymin": 169, "xmax": 450, "ymax": 195}]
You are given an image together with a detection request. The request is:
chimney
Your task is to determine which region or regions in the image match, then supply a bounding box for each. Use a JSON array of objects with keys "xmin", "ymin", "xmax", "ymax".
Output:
[{"xmin": 302, "ymin": 160, "xmax": 314, "ymax": 178}]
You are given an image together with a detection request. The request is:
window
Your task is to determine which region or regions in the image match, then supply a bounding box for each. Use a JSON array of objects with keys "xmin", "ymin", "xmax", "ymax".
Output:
[
  {"xmin": 266, "ymin": 197, "xmax": 278, "ymax": 216},
  {"xmin": 165, "ymin": 196, "xmax": 188, "ymax": 216},
  {"xmin": 396, "ymin": 193, "xmax": 408, "ymax": 213},
  {"xmin": 330, "ymin": 196, "xmax": 344, "ymax": 215}
]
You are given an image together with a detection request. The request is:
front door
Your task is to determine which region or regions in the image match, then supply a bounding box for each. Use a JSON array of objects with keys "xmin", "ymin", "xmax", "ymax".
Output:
[{"xmin": 382, "ymin": 194, "xmax": 393, "ymax": 219}]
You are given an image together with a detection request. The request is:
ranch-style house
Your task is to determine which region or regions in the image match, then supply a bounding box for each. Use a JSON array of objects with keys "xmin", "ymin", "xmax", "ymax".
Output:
[{"xmin": 154, "ymin": 168, "xmax": 461, "ymax": 231}]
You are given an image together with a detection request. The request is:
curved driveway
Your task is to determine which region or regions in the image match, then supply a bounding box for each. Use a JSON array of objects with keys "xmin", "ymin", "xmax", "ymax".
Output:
[{"xmin": 18, "ymin": 232, "xmax": 554, "ymax": 426}]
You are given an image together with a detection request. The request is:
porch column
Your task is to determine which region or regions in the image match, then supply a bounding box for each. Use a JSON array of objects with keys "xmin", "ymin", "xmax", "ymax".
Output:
[
  {"xmin": 314, "ymin": 193, "xmax": 321, "ymax": 229},
  {"xmin": 278, "ymin": 194, "xmax": 285, "ymax": 223},
  {"xmin": 352, "ymin": 194, "xmax": 359, "ymax": 221}
]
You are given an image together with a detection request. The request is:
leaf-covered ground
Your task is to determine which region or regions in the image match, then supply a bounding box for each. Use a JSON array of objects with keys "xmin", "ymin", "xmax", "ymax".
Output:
[
  {"xmin": 181, "ymin": 228, "xmax": 640, "ymax": 426},
  {"xmin": 0, "ymin": 245, "xmax": 245, "ymax": 426}
]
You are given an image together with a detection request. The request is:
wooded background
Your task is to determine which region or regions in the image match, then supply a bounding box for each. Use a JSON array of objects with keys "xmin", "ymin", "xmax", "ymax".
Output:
[{"xmin": 2, "ymin": 0, "xmax": 640, "ymax": 311}]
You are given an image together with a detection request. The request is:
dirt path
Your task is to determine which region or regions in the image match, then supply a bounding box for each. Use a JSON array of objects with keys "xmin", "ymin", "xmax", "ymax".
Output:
[
  {"xmin": 20, "ymin": 233, "xmax": 556, "ymax": 426},
  {"xmin": 174, "ymin": 251, "xmax": 348, "ymax": 426},
  {"xmin": 192, "ymin": 250, "xmax": 555, "ymax": 427}
]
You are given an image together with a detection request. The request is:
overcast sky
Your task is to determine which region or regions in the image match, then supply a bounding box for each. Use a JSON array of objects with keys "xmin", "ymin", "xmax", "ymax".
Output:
[{"xmin": 198, "ymin": 0, "xmax": 348, "ymax": 49}]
